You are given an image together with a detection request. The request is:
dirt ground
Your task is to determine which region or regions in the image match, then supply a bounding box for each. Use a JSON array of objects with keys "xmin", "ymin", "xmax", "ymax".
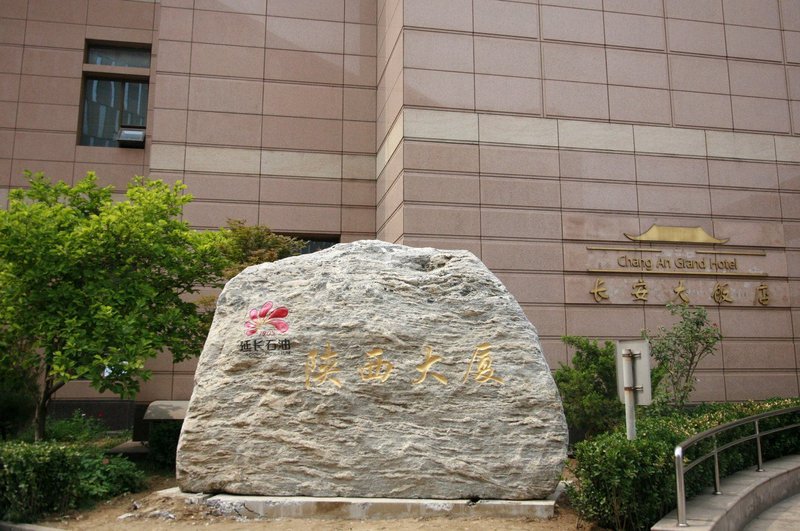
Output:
[{"xmin": 41, "ymin": 475, "xmax": 586, "ymax": 530}]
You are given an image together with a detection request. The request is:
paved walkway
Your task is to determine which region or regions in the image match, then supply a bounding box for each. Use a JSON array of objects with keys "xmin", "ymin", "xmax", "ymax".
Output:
[{"xmin": 743, "ymin": 491, "xmax": 800, "ymax": 530}]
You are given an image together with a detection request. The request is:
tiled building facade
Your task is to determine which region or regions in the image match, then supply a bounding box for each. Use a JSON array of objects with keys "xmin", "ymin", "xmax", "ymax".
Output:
[{"xmin": 1, "ymin": 0, "xmax": 800, "ymax": 415}]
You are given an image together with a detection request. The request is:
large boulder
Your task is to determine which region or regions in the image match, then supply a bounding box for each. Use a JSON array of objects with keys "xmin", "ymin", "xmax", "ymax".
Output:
[{"xmin": 177, "ymin": 240, "xmax": 567, "ymax": 499}]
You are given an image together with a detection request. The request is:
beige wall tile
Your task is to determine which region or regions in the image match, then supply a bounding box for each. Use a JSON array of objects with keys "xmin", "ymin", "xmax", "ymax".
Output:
[
  {"xmin": 522, "ymin": 305, "xmax": 567, "ymax": 337},
  {"xmin": 609, "ymin": 86, "xmax": 671, "ymax": 124},
  {"xmin": 260, "ymin": 203, "xmax": 341, "ymax": 233},
  {"xmin": 479, "ymin": 114, "xmax": 557, "ymax": 147},
  {"xmin": 669, "ymin": 55, "xmax": 730, "ymax": 94},
  {"xmin": 344, "ymin": 88, "xmax": 376, "ymax": 121},
  {"xmin": 345, "ymin": 22, "xmax": 377, "ymax": 56},
  {"xmin": 776, "ymin": 136, "xmax": 800, "ymax": 162},
  {"xmin": 475, "ymin": 36, "xmax": 539, "ymax": 78},
  {"xmin": 495, "ymin": 272, "xmax": 565, "ymax": 304},
  {"xmin": 259, "ymin": 176, "xmax": 341, "ymax": 205},
  {"xmin": 158, "ymin": 6, "xmax": 193, "ymax": 41},
  {"xmin": 706, "ymin": 131, "xmax": 777, "ymax": 161},
  {"xmin": 262, "ymin": 115, "xmax": 342, "ymax": 152},
  {"xmin": 187, "ymin": 111, "xmax": 261, "ymax": 148},
  {"xmin": 73, "ymin": 162, "xmax": 143, "ymax": 189},
  {"xmin": 266, "ymin": 49, "xmax": 344, "ymax": 84},
  {"xmin": 606, "ymin": 49, "xmax": 669, "ymax": 89},
  {"xmin": 150, "ymin": 108, "xmax": 187, "ymax": 143},
  {"xmin": 0, "ymin": 73, "xmax": 20, "ymax": 100},
  {"xmin": 2, "ymin": 0, "xmax": 29, "ymax": 19},
  {"xmin": 779, "ymin": 163, "xmax": 800, "ymax": 190},
  {"xmin": 0, "ymin": 131, "xmax": 14, "ymax": 159},
  {"xmin": 731, "ymin": 96, "xmax": 791, "ymax": 134},
  {"xmin": 24, "ymin": 20, "xmax": 85, "ymax": 49},
  {"xmin": 708, "ymin": 160, "xmax": 778, "ymax": 189},
  {"xmin": 74, "ymin": 145, "xmax": 145, "ymax": 165},
  {"xmin": 185, "ymin": 146, "xmax": 260, "ymax": 174},
  {"xmin": 153, "ymin": 74, "xmax": 189, "ymax": 109},
  {"xmin": 482, "ymin": 240, "xmax": 564, "ymax": 271},
  {"xmin": 561, "ymin": 150, "xmax": 635, "ymax": 181},
  {"xmin": 88, "ymin": 0, "xmax": 154, "ymax": 30},
  {"xmin": 559, "ymin": 120, "xmax": 633, "ymax": 151},
  {"xmin": 672, "ymin": 91, "xmax": 733, "ymax": 129},
  {"xmin": 667, "ymin": 19, "xmax": 726, "ymax": 56},
  {"xmin": 10, "ymin": 159, "xmax": 75, "ymax": 186},
  {"xmin": 481, "ymin": 208, "xmax": 562, "ymax": 239},
  {"xmin": 184, "ymin": 200, "xmax": 258, "ymax": 228},
  {"xmin": 21, "ymin": 47, "xmax": 82, "ymax": 77},
  {"xmin": 185, "ymin": 173, "xmax": 259, "ymax": 202},
  {"xmin": 604, "ymin": 12, "xmax": 665, "ymax": 50},
  {"xmin": 16, "ymin": 103, "xmax": 78, "ymax": 132},
  {"xmin": 561, "ymin": 180, "xmax": 637, "ymax": 211},
  {"xmin": 343, "ymin": 154, "xmax": 375, "ymax": 180},
  {"xmin": 13, "ymin": 131, "xmax": 75, "ymax": 161},
  {"xmin": 403, "ymin": 109, "xmax": 478, "ymax": 143},
  {"xmin": 28, "ymin": 0, "xmax": 88, "ymax": 25},
  {"xmin": 342, "ymin": 206, "xmax": 376, "ymax": 232},
  {"xmin": 346, "ymin": 0, "xmax": 377, "ymax": 24},
  {"xmin": 344, "ymin": 54, "xmax": 375, "ymax": 86},
  {"xmin": 782, "ymin": 192, "xmax": 800, "ymax": 220},
  {"xmin": 725, "ymin": 25, "xmax": 783, "ymax": 62},
  {"xmin": 475, "ymin": 75, "xmax": 543, "ymax": 115},
  {"xmin": 343, "ymin": 120, "xmax": 375, "ymax": 153},
  {"xmin": 565, "ymin": 306, "xmax": 645, "ymax": 338},
  {"xmin": 193, "ymin": 10, "xmax": 265, "ymax": 47},
  {"xmin": 482, "ymin": 176, "xmax": 560, "ymax": 208},
  {"xmin": 0, "ymin": 101, "xmax": 15, "ymax": 128},
  {"xmin": 403, "ymin": 0, "xmax": 473, "ymax": 32},
  {"xmin": 728, "ymin": 61, "xmax": 787, "ymax": 99},
  {"xmin": 192, "ymin": 0, "xmax": 265, "ymax": 15},
  {"xmin": 267, "ymin": 16, "xmax": 343, "ymax": 54},
  {"xmin": 188, "ymin": 78, "xmax": 262, "ymax": 114},
  {"xmin": 638, "ymin": 183, "xmax": 711, "ymax": 215},
  {"xmin": 0, "ymin": 45, "xmax": 22, "ymax": 74},
  {"xmin": 634, "ymin": 125, "xmax": 706, "ymax": 156},
  {"xmin": 726, "ymin": 0, "xmax": 781, "ymax": 27},
  {"xmin": 190, "ymin": 43, "xmax": 264, "ymax": 79},
  {"xmin": 725, "ymin": 372, "xmax": 798, "ymax": 401},
  {"xmin": 155, "ymin": 40, "xmax": 191, "ymax": 73},
  {"xmin": 405, "ymin": 141, "xmax": 479, "ymax": 173},
  {"xmin": 268, "ymin": 0, "xmax": 343, "ymax": 21},
  {"xmin": 342, "ymin": 178, "xmax": 375, "ymax": 205},
  {"xmin": 145, "ymin": 143, "xmax": 186, "ymax": 171},
  {"xmin": 479, "ymin": 145, "xmax": 559, "ymax": 176},
  {"xmin": 473, "ymin": 0, "xmax": 538, "ymax": 38},
  {"xmin": 540, "ymin": 5, "xmax": 604, "ymax": 44},
  {"xmin": 636, "ymin": 155, "xmax": 708, "ymax": 186},
  {"xmin": 721, "ymin": 309, "xmax": 794, "ymax": 338},
  {"xmin": 711, "ymin": 188, "xmax": 781, "ymax": 218},
  {"xmin": 712, "ymin": 219, "xmax": 784, "ymax": 248},
  {"xmin": 605, "ymin": 0, "xmax": 663, "ymax": 16},
  {"xmin": 665, "ymin": 0, "xmax": 723, "ymax": 22},
  {"xmin": 542, "ymin": 43, "xmax": 606, "ymax": 84},
  {"xmin": 404, "ymin": 30, "xmax": 473, "ymax": 73},
  {"xmin": 263, "ymin": 82, "xmax": 342, "ymax": 120},
  {"xmin": 782, "ymin": 30, "xmax": 800, "ymax": 64},
  {"xmin": 403, "ymin": 68, "xmax": 474, "ymax": 110},
  {"xmin": 545, "ymin": 80, "xmax": 608, "ymax": 120},
  {"xmin": 262, "ymin": 150, "xmax": 342, "ymax": 179}
]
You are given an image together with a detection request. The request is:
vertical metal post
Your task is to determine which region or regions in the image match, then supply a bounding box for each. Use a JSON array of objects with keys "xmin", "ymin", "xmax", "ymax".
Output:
[
  {"xmin": 675, "ymin": 446, "xmax": 688, "ymax": 527},
  {"xmin": 622, "ymin": 348, "xmax": 636, "ymax": 440},
  {"xmin": 713, "ymin": 435, "xmax": 721, "ymax": 494},
  {"xmin": 755, "ymin": 419, "xmax": 764, "ymax": 472}
]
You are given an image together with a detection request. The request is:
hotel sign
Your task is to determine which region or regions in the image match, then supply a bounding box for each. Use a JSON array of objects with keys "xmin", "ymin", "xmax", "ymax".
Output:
[{"xmin": 585, "ymin": 225, "xmax": 772, "ymax": 306}]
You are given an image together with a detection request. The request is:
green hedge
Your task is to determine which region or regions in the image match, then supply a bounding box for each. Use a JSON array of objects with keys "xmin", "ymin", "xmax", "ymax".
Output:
[
  {"xmin": 0, "ymin": 441, "xmax": 145, "ymax": 522},
  {"xmin": 569, "ymin": 398, "xmax": 800, "ymax": 530}
]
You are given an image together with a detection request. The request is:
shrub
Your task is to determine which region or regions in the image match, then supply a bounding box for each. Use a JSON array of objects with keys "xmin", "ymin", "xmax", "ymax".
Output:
[
  {"xmin": 569, "ymin": 398, "xmax": 800, "ymax": 530},
  {"xmin": 0, "ymin": 373, "xmax": 37, "ymax": 440},
  {"xmin": 0, "ymin": 441, "xmax": 144, "ymax": 522},
  {"xmin": 148, "ymin": 420, "xmax": 182, "ymax": 470},
  {"xmin": 555, "ymin": 336, "xmax": 624, "ymax": 442},
  {"xmin": 46, "ymin": 410, "xmax": 106, "ymax": 442}
]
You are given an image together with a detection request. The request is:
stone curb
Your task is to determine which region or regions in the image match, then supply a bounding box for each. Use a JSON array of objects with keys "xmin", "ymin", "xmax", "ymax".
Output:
[{"xmin": 0, "ymin": 523, "xmax": 61, "ymax": 531}]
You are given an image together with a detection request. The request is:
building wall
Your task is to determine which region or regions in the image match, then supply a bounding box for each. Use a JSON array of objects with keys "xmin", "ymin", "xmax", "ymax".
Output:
[{"xmin": 1, "ymin": 0, "xmax": 799, "ymax": 408}]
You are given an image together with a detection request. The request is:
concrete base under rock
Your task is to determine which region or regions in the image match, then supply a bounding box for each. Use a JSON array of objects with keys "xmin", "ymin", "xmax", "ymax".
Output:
[{"xmin": 158, "ymin": 487, "xmax": 560, "ymax": 520}]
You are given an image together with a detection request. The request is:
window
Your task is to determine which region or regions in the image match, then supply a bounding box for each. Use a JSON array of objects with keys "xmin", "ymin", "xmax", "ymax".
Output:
[{"xmin": 80, "ymin": 44, "xmax": 151, "ymax": 148}]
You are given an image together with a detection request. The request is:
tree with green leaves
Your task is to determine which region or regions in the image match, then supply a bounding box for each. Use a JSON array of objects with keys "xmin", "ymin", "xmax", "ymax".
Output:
[
  {"xmin": 643, "ymin": 303, "xmax": 722, "ymax": 408},
  {"xmin": 0, "ymin": 172, "xmax": 231, "ymax": 440},
  {"xmin": 219, "ymin": 219, "xmax": 306, "ymax": 280},
  {"xmin": 555, "ymin": 336, "xmax": 624, "ymax": 442}
]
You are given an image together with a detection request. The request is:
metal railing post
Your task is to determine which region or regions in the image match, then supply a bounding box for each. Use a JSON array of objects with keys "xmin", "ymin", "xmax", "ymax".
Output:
[
  {"xmin": 755, "ymin": 419, "xmax": 764, "ymax": 472},
  {"xmin": 713, "ymin": 435, "xmax": 721, "ymax": 494},
  {"xmin": 675, "ymin": 446, "xmax": 688, "ymax": 527}
]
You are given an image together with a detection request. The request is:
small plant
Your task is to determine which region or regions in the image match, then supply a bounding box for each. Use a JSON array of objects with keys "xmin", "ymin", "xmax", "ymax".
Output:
[
  {"xmin": 555, "ymin": 336, "xmax": 623, "ymax": 442},
  {"xmin": 46, "ymin": 410, "xmax": 106, "ymax": 442},
  {"xmin": 643, "ymin": 303, "xmax": 722, "ymax": 408}
]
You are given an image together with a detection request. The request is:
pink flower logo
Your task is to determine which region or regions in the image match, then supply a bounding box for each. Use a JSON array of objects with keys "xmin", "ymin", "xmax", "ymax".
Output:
[{"xmin": 245, "ymin": 301, "xmax": 289, "ymax": 335}]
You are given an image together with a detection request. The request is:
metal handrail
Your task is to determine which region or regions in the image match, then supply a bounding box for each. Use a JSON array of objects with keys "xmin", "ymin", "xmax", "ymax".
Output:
[{"xmin": 673, "ymin": 405, "xmax": 800, "ymax": 526}]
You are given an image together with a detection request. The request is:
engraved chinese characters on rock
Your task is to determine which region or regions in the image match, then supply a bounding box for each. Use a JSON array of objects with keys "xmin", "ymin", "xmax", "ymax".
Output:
[{"xmin": 303, "ymin": 343, "xmax": 504, "ymax": 389}]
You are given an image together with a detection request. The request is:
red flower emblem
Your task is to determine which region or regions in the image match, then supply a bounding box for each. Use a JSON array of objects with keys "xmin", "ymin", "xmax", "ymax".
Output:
[{"xmin": 245, "ymin": 301, "xmax": 289, "ymax": 335}]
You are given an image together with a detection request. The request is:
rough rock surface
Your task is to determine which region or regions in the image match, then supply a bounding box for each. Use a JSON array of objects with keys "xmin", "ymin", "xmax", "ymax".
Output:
[{"xmin": 177, "ymin": 241, "xmax": 567, "ymax": 500}]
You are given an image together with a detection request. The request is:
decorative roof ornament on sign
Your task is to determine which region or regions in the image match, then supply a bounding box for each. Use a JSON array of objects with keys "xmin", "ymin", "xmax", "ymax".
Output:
[{"xmin": 624, "ymin": 225, "xmax": 729, "ymax": 245}]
